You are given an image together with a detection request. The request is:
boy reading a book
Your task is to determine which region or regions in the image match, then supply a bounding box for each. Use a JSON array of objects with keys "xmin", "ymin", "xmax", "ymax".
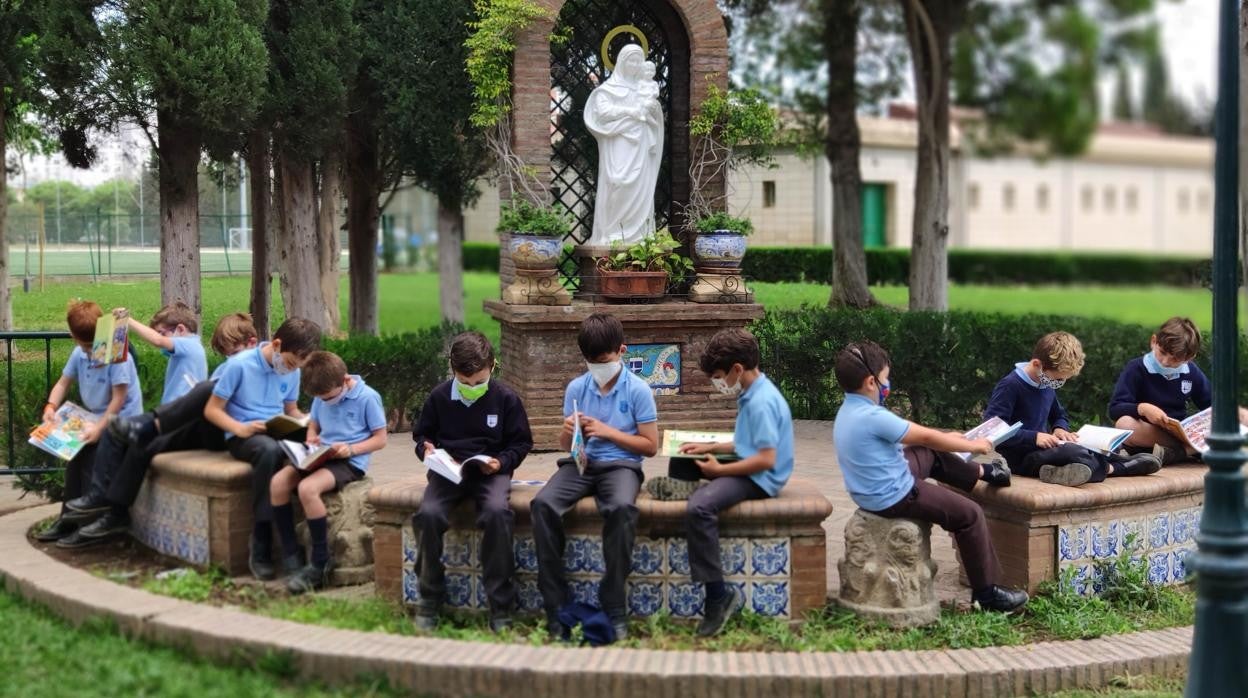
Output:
[
  {"xmin": 269, "ymin": 351, "xmax": 387, "ymax": 593},
  {"xmin": 985, "ymin": 331, "xmax": 1160, "ymax": 487},
  {"xmin": 1108, "ymin": 317, "xmax": 1229, "ymax": 464},
  {"xmin": 60, "ymin": 314, "xmax": 260, "ymax": 546},
  {"xmin": 34, "ymin": 300, "xmax": 144, "ymax": 543},
  {"xmin": 204, "ymin": 317, "xmax": 321, "ymax": 579},
  {"xmin": 833, "ymin": 341, "xmax": 1029, "ymax": 613},
  {"xmin": 675, "ymin": 328, "xmax": 794, "ymax": 636},
  {"xmin": 411, "ymin": 332, "xmax": 533, "ymax": 631},
  {"xmin": 532, "ymin": 314, "xmax": 658, "ymax": 641}
]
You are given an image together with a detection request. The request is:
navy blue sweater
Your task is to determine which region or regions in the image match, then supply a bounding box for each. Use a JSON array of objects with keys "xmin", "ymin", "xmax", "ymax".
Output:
[
  {"xmin": 412, "ymin": 379, "xmax": 533, "ymax": 477},
  {"xmin": 983, "ymin": 368, "xmax": 1071, "ymax": 467},
  {"xmin": 1107, "ymin": 356, "xmax": 1211, "ymax": 422}
]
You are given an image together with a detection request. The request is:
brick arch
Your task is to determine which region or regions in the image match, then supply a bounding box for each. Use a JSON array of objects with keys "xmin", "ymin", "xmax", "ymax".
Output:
[{"xmin": 508, "ymin": 0, "xmax": 728, "ymax": 208}]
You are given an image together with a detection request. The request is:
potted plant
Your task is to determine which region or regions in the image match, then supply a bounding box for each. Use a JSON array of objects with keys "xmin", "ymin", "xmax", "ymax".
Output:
[
  {"xmin": 691, "ymin": 211, "xmax": 753, "ymax": 271},
  {"xmin": 497, "ymin": 199, "xmax": 572, "ymax": 271},
  {"xmin": 596, "ymin": 229, "xmax": 694, "ymax": 301}
]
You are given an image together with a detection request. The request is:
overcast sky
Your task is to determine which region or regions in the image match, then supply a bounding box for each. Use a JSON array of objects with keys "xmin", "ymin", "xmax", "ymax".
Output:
[{"xmin": 1157, "ymin": 0, "xmax": 1218, "ymax": 104}]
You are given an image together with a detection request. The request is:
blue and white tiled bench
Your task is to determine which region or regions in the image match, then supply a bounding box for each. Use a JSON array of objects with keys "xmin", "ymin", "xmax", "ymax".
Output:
[
  {"xmin": 369, "ymin": 478, "xmax": 834, "ymax": 620},
  {"xmin": 130, "ymin": 450, "xmax": 375, "ymax": 583},
  {"xmin": 949, "ymin": 463, "xmax": 1206, "ymax": 594}
]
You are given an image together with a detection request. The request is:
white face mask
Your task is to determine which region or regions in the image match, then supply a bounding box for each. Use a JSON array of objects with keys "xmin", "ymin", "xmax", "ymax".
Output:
[
  {"xmin": 586, "ymin": 361, "xmax": 621, "ymax": 387},
  {"xmin": 712, "ymin": 375, "xmax": 743, "ymax": 396},
  {"xmin": 272, "ymin": 351, "xmax": 295, "ymax": 376}
]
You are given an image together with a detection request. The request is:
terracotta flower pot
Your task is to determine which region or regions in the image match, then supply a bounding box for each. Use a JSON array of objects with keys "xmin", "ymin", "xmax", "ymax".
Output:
[{"xmin": 599, "ymin": 270, "xmax": 669, "ymax": 300}]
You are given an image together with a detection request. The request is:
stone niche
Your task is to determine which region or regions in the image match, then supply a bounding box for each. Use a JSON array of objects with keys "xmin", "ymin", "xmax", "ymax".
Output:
[{"xmin": 485, "ymin": 300, "xmax": 764, "ymax": 450}]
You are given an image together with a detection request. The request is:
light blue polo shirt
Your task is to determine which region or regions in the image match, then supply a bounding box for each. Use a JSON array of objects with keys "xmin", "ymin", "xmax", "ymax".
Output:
[
  {"xmin": 309, "ymin": 375, "xmax": 387, "ymax": 472},
  {"xmin": 61, "ymin": 347, "xmax": 143, "ymax": 417},
  {"xmin": 832, "ymin": 393, "xmax": 914, "ymax": 511},
  {"xmin": 161, "ymin": 335, "xmax": 208, "ymax": 404},
  {"xmin": 735, "ymin": 373, "xmax": 794, "ymax": 497},
  {"xmin": 563, "ymin": 368, "xmax": 657, "ymax": 463},
  {"xmin": 211, "ymin": 344, "xmax": 301, "ymax": 438}
]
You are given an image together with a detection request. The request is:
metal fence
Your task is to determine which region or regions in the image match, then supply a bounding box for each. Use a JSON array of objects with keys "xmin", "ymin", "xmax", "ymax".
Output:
[{"xmin": 1, "ymin": 331, "xmax": 73, "ymax": 476}]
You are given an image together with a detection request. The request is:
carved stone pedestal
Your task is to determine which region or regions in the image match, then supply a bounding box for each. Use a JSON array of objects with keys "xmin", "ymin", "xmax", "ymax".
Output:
[
  {"xmin": 502, "ymin": 269, "xmax": 572, "ymax": 306},
  {"xmin": 296, "ymin": 478, "xmax": 377, "ymax": 585},
  {"xmin": 689, "ymin": 271, "xmax": 752, "ymax": 303},
  {"xmin": 836, "ymin": 509, "xmax": 939, "ymax": 628}
]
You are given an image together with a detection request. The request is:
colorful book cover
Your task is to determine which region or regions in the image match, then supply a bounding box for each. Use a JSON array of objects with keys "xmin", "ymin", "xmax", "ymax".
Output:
[
  {"xmin": 571, "ymin": 400, "xmax": 588, "ymax": 474},
  {"xmin": 90, "ymin": 308, "xmax": 129, "ymax": 367},
  {"xmin": 28, "ymin": 402, "xmax": 99, "ymax": 461}
]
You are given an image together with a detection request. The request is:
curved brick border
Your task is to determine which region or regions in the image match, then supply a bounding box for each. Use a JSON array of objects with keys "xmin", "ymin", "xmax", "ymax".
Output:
[{"xmin": 0, "ymin": 504, "xmax": 1189, "ymax": 697}]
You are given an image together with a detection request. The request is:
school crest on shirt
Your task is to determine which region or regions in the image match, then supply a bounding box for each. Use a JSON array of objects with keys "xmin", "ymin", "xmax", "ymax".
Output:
[
  {"xmin": 280, "ymin": 383, "xmax": 289, "ymax": 393},
  {"xmin": 1181, "ymin": 380, "xmax": 1193, "ymax": 395},
  {"xmin": 487, "ymin": 414, "xmax": 498, "ymax": 428}
]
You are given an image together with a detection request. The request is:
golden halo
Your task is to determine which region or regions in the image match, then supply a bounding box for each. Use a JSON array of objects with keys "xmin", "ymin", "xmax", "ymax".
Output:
[{"xmin": 601, "ymin": 25, "xmax": 649, "ymax": 71}]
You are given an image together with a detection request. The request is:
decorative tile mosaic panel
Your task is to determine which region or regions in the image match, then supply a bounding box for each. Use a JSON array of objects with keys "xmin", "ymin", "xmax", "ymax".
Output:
[
  {"xmin": 129, "ymin": 481, "xmax": 210, "ymax": 565},
  {"xmin": 624, "ymin": 344, "xmax": 681, "ymax": 396},
  {"xmin": 1057, "ymin": 505, "xmax": 1199, "ymax": 595},
  {"xmin": 400, "ymin": 527, "xmax": 792, "ymax": 618}
]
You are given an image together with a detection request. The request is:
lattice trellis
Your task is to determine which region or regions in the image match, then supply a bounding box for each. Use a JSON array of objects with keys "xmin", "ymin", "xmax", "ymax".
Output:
[{"xmin": 550, "ymin": 0, "xmax": 674, "ymax": 290}]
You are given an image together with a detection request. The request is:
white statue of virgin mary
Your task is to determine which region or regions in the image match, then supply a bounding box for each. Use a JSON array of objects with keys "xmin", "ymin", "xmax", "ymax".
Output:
[{"xmin": 584, "ymin": 43, "xmax": 664, "ymax": 247}]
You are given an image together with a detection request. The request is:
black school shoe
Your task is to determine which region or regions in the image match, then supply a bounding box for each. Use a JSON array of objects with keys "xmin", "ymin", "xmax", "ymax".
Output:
[
  {"xmin": 280, "ymin": 546, "xmax": 306, "ymax": 577},
  {"xmin": 108, "ymin": 413, "xmax": 156, "ymax": 447},
  {"xmin": 78, "ymin": 510, "xmax": 130, "ymax": 539},
  {"xmin": 696, "ymin": 586, "xmax": 745, "ymax": 637},
  {"xmin": 1152, "ymin": 444, "xmax": 1184, "ymax": 466},
  {"xmin": 32, "ymin": 517, "xmax": 78, "ymax": 542},
  {"xmin": 972, "ymin": 585, "xmax": 1029, "ymax": 613},
  {"xmin": 1038, "ymin": 462, "xmax": 1093, "ymax": 487},
  {"xmin": 414, "ymin": 600, "xmax": 441, "ymax": 632},
  {"xmin": 980, "ymin": 459, "xmax": 1012, "ymax": 487},
  {"xmin": 1112, "ymin": 452, "xmax": 1162, "ymax": 477},
  {"xmin": 65, "ymin": 495, "xmax": 110, "ymax": 518},
  {"xmin": 56, "ymin": 529, "xmax": 111, "ymax": 549},
  {"xmin": 286, "ymin": 560, "xmax": 332, "ymax": 595},
  {"xmin": 249, "ymin": 536, "xmax": 277, "ymax": 581}
]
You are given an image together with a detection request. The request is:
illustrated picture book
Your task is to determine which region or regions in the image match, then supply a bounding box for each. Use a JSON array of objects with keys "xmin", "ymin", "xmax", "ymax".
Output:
[
  {"xmin": 953, "ymin": 417, "xmax": 1023, "ymax": 462},
  {"xmin": 90, "ymin": 308, "xmax": 129, "ymax": 367},
  {"xmin": 29, "ymin": 402, "xmax": 98, "ymax": 461},
  {"xmin": 278, "ymin": 441, "xmax": 336, "ymax": 472}
]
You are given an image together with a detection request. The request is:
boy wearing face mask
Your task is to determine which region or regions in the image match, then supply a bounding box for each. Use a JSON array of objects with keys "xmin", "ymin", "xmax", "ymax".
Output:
[
  {"xmin": 204, "ymin": 317, "xmax": 322, "ymax": 580},
  {"xmin": 676, "ymin": 328, "xmax": 793, "ymax": 636},
  {"xmin": 411, "ymin": 331, "xmax": 533, "ymax": 632},
  {"xmin": 531, "ymin": 313, "xmax": 658, "ymax": 641},
  {"xmin": 128, "ymin": 302, "xmax": 209, "ymax": 404},
  {"xmin": 985, "ymin": 331, "xmax": 1160, "ymax": 487},
  {"xmin": 1109, "ymin": 317, "xmax": 1231, "ymax": 464},
  {"xmin": 833, "ymin": 341, "xmax": 1029, "ymax": 613},
  {"xmin": 268, "ymin": 351, "xmax": 387, "ymax": 593}
]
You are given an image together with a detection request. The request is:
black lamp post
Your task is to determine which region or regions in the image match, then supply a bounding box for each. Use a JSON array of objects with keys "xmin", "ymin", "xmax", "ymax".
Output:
[{"xmin": 1185, "ymin": 0, "xmax": 1248, "ymax": 695}]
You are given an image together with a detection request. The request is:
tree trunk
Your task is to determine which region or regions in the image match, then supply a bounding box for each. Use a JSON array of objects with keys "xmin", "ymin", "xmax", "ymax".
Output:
[
  {"xmin": 247, "ymin": 129, "xmax": 272, "ymax": 339},
  {"xmin": 824, "ymin": 0, "xmax": 876, "ymax": 309},
  {"xmin": 437, "ymin": 198, "xmax": 465, "ymax": 325},
  {"xmin": 0, "ymin": 101, "xmax": 10, "ymax": 331},
  {"xmin": 316, "ymin": 148, "xmax": 343, "ymax": 336},
  {"xmin": 903, "ymin": 0, "xmax": 961, "ymax": 311},
  {"xmin": 275, "ymin": 150, "xmax": 328, "ymax": 329},
  {"xmin": 1240, "ymin": 2, "xmax": 1247, "ymax": 302},
  {"xmin": 157, "ymin": 110, "xmax": 203, "ymax": 316},
  {"xmin": 346, "ymin": 112, "xmax": 381, "ymax": 336}
]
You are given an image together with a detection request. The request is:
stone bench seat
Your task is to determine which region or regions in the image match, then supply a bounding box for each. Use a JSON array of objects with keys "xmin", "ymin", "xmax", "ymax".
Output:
[
  {"xmin": 129, "ymin": 450, "xmax": 374, "ymax": 583},
  {"xmin": 947, "ymin": 463, "xmax": 1206, "ymax": 594},
  {"xmin": 370, "ymin": 477, "xmax": 833, "ymax": 620}
]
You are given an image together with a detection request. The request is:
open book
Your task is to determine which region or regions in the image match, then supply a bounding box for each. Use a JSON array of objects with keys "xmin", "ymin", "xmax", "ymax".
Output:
[
  {"xmin": 570, "ymin": 399, "xmax": 588, "ymax": 474},
  {"xmin": 1157, "ymin": 407, "xmax": 1248, "ymax": 454},
  {"xmin": 660, "ymin": 429, "xmax": 740, "ymax": 462},
  {"xmin": 90, "ymin": 308, "xmax": 129, "ymax": 367},
  {"xmin": 265, "ymin": 414, "xmax": 308, "ymax": 440},
  {"xmin": 423, "ymin": 448, "xmax": 491, "ymax": 485},
  {"xmin": 953, "ymin": 417, "xmax": 1023, "ymax": 461},
  {"xmin": 29, "ymin": 402, "xmax": 99, "ymax": 461},
  {"xmin": 278, "ymin": 440, "xmax": 336, "ymax": 472},
  {"xmin": 1072, "ymin": 425, "xmax": 1133, "ymax": 454}
]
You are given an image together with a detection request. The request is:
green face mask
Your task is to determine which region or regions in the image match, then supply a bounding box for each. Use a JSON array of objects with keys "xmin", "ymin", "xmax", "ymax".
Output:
[{"xmin": 456, "ymin": 378, "xmax": 489, "ymax": 402}]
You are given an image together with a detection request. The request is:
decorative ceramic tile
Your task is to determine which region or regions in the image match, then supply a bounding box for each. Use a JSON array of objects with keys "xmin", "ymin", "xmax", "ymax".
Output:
[
  {"xmin": 516, "ymin": 576, "xmax": 543, "ymax": 612},
  {"xmin": 401, "ymin": 526, "xmax": 418, "ymax": 565},
  {"xmin": 1066, "ymin": 563, "xmax": 1093, "ymax": 596},
  {"xmin": 1147, "ymin": 552, "xmax": 1170, "ymax": 585},
  {"xmin": 750, "ymin": 539, "xmax": 789, "ymax": 577},
  {"xmin": 569, "ymin": 578, "xmax": 601, "ymax": 607},
  {"xmin": 630, "ymin": 537, "xmax": 664, "ymax": 576},
  {"xmin": 565, "ymin": 536, "xmax": 605, "ymax": 574},
  {"xmin": 719, "ymin": 538, "xmax": 748, "ymax": 577},
  {"xmin": 402, "ymin": 568, "xmax": 420, "ymax": 604},
  {"xmin": 668, "ymin": 582, "xmax": 705, "ymax": 618},
  {"xmin": 627, "ymin": 580, "xmax": 664, "ymax": 617},
  {"xmin": 445, "ymin": 572, "xmax": 473, "ymax": 608},
  {"xmin": 667, "ymin": 539, "xmax": 691, "ymax": 576},
  {"xmin": 513, "ymin": 536, "xmax": 538, "ymax": 573},
  {"xmin": 442, "ymin": 532, "xmax": 474, "ymax": 570},
  {"xmin": 1171, "ymin": 510, "xmax": 1197, "ymax": 545},
  {"xmin": 1148, "ymin": 513, "xmax": 1170, "ymax": 549},
  {"xmin": 751, "ymin": 581, "xmax": 789, "ymax": 617},
  {"xmin": 625, "ymin": 344, "xmax": 681, "ymax": 396},
  {"xmin": 1058, "ymin": 524, "xmax": 1088, "ymax": 562},
  {"xmin": 1090, "ymin": 522, "xmax": 1120, "ymax": 559},
  {"xmin": 1171, "ymin": 548, "xmax": 1191, "ymax": 583},
  {"xmin": 1119, "ymin": 518, "xmax": 1145, "ymax": 553}
]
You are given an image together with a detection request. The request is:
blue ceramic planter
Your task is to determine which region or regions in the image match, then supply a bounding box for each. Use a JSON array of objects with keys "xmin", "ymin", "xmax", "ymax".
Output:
[
  {"xmin": 693, "ymin": 231, "xmax": 748, "ymax": 270},
  {"xmin": 508, "ymin": 233, "xmax": 563, "ymax": 271}
]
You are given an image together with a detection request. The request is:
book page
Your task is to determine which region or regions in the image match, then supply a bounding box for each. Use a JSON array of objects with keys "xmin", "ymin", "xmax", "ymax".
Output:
[
  {"xmin": 1074, "ymin": 425, "xmax": 1132, "ymax": 453},
  {"xmin": 661, "ymin": 429, "xmax": 735, "ymax": 457},
  {"xmin": 424, "ymin": 448, "xmax": 464, "ymax": 484},
  {"xmin": 953, "ymin": 417, "xmax": 1022, "ymax": 462},
  {"xmin": 570, "ymin": 400, "xmax": 588, "ymax": 474}
]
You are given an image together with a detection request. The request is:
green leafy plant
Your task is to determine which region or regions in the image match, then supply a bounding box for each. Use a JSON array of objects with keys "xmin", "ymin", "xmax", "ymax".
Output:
[
  {"xmin": 693, "ymin": 212, "xmax": 754, "ymax": 236},
  {"xmin": 464, "ymin": 0, "xmax": 551, "ymax": 129},
  {"xmin": 495, "ymin": 199, "xmax": 572, "ymax": 237},
  {"xmin": 597, "ymin": 229, "xmax": 694, "ymax": 280},
  {"xmin": 687, "ymin": 81, "xmax": 781, "ymax": 222}
]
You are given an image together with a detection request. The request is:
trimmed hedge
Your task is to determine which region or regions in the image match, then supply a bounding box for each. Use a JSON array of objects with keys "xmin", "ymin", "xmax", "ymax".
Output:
[
  {"xmin": 460, "ymin": 242, "xmax": 1213, "ymax": 287},
  {"xmin": 752, "ymin": 306, "xmax": 1244, "ymax": 429}
]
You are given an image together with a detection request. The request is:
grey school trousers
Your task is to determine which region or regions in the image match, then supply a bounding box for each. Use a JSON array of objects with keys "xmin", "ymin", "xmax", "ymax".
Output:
[
  {"xmin": 530, "ymin": 459, "xmax": 642, "ymax": 620},
  {"xmin": 687, "ymin": 475, "xmax": 769, "ymax": 584}
]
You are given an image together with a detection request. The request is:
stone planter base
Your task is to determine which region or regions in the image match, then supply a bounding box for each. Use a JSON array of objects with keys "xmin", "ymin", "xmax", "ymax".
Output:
[
  {"xmin": 689, "ymin": 272, "xmax": 752, "ymax": 303},
  {"xmin": 836, "ymin": 509, "xmax": 939, "ymax": 628},
  {"xmin": 502, "ymin": 269, "xmax": 571, "ymax": 306}
]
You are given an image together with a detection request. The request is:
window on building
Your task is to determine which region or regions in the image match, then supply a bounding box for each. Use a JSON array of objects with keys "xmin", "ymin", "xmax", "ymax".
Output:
[
  {"xmin": 1197, "ymin": 188, "xmax": 1211, "ymax": 212},
  {"xmin": 1002, "ymin": 183, "xmax": 1016, "ymax": 212},
  {"xmin": 1125, "ymin": 187, "xmax": 1138, "ymax": 212},
  {"xmin": 1103, "ymin": 186, "xmax": 1116, "ymax": 212},
  {"xmin": 1036, "ymin": 184, "xmax": 1050, "ymax": 211},
  {"xmin": 1178, "ymin": 188, "xmax": 1191, "ymax": 213},
  {"xmin": 763, "ymin": 181, "xmax": 776, "ymax": 208},
  {"xmin": 1081, "ymin": 185, "xmax": 1094, "ymax": 212},
  {"xmin": 968, "ymin": 183, "xmax": 980, "ymax": 210}
]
